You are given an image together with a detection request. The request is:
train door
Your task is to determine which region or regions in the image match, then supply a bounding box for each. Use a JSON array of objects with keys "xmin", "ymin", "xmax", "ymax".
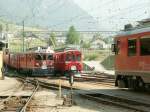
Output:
[
  {"xmin": 47, "ymin": 53, "xmax": 54, "ymax": 71},
  {"xmin": 115, "ymin": 38, "xmax": 124, "ymax": 71},
  {"xmin": 26, "ymin": 53, "xmax": 33, "ymax": 72},
  {"xmin": 139, "ymin": 36, "xmax": 150, "ymax": 72},
  {"xmin": 17, "ymin": 54, "xmax": 20, "ymax": 70}
]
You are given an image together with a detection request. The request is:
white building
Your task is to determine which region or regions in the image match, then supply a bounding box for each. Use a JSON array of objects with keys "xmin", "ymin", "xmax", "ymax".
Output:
[{"xmin": 90, "ymin": 38, "xmax": 110, "ymax": 49}]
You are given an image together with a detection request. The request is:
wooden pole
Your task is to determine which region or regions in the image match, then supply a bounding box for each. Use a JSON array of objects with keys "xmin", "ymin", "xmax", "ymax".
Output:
[
  {"xmin": 22, "ymin": 21, "xmax": 25, "ymax": 52},
  {"xmin": 59, "ymin": 79, "xmax": 62, "ymax": 99}
]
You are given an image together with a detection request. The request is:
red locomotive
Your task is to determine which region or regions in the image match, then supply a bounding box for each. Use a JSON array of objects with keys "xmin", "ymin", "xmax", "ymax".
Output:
[
  {"xmin": 54, "ymin": 47, "xmax": 83, "ymax": 77},
  {"xmin": 3, "ymin": 47, "xmax": 54, "ymax": 76},
  {"xmin": 112, "ymin": 20, "xmax": 150, "ymax": 89}
]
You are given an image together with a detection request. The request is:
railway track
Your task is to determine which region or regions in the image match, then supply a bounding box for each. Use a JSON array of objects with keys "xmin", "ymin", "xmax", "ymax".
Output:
[
  {"xmin": 79, "ymin": 92, "xmax": 150, "ymax": 112},
  {"xmin": 50, "ymin": 73, "xmax": 115, "ymax": 87},
  {"xmin": 0, "ymin": 77, "xmax": 39, "ymax": 112},
  {"xmin": 18, "ymin": 80, "xmax": 39, "ymax": 112},
  {"xmin": 9, "ymin": 74, "xmax": 150, "ymax": 112},
  {"xmin": 27, "ymin": 77, "xmax": 150, "ymax": 112}
]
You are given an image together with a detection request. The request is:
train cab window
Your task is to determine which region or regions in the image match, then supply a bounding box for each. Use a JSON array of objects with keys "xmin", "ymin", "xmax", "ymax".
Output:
[
  {"xmin": 47, "ymin": 54, "xmax": 53, "ymax": 60},
  {"xmin": 66, "ymin": 54, "xmax": 72, "ymax": 61},
  {"xmin": 140, "ymin": 37, "xmax": 150, "ymax": 56},
  {"xmin": 35, "ymin": 54, "xmax": 42, "ymax": 60},
  {"xmin": 76, "ymin": 55, "xmax": 81, "ymax": 61},
  {"xmin": 128, "ymin": 39, "xmax": 136, "ymax": 56},
  {"xmin": 72, "ymin": 54, "xmax": 76, "ymax": 61}
]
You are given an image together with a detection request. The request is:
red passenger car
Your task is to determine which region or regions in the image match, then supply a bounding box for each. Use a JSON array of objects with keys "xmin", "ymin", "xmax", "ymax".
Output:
[
  {"xmin": 54, "ymin": 48, "xmax": 83, "ymax": 76},
  {"xmin": 3, "ymin": 48, "xmax": 54, "ymax": 76},
  {"xmin": 113, "ymin": 22, "xmax": 150, "ymax": 89}
]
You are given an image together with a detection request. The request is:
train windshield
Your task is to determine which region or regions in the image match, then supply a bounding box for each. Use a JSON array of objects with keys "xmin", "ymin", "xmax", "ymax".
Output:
[
  {"xmin": 35, "ymin": 54, "xmax": 46, "ymax": 60},
  {"xmin": 76, "ymin": 54, "xmax": 81, "ymax": 61},
  {"xmin": 66, "ymin": 54, "xmax": 73, "ymax": 61},
  {"xmin": 66, "ymin": 53, "xmax": 81, "ymax": 61},
  {"xmin": 47, "ymin": 54, "xmax": 53, "ymax": 60}
]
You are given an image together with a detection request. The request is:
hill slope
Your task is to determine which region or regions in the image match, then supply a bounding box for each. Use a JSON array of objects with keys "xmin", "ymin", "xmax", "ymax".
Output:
[{"xmin": 0, "ymin": 0, "xmax": 100, "ymax": 30}]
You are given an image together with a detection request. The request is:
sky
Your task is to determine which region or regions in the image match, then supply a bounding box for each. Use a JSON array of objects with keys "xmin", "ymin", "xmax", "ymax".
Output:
[{"xmin": 73, "ymin": 0, "xmax": 150, "ymax": 30}]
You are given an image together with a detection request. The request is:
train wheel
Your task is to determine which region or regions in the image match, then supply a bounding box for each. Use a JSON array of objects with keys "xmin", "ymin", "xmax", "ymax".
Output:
[
  {"xmin": 137, "ymin": 78, "xmax": 145, "ymax": 90},
  {"xmin": 54, "ymin": 70, "xmax": 60, "ymax": 77},
  {"xmin": 117, "ymin": 79, "xmax": 126, "ymax": 88}
]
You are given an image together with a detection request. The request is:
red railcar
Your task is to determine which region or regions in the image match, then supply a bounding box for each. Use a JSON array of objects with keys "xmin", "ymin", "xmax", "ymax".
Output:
[
  {"xmin": 113, "ymin": 23, "xmax": 150, "ymax": 89},
  {"xmin": 3, "ymin": 48, "xmax": 54, "ymax": 76},
  {"xmin": 54, "ymin": 48, "xmax": 83, "ymax": 76}
]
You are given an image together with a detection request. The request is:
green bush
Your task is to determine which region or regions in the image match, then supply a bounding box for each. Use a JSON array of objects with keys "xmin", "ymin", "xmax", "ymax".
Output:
[
  {"xmin": 101, "ymin": 55, "xmax": 115, "ymax": 70},
  {"xmin": 84, "ymin": 53, "xmax": 98, "ymax": 61}
]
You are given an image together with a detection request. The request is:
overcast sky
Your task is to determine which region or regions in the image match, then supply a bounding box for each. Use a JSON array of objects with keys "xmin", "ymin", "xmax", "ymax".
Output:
[{"xmin": 73, "ymin": 0, "xmax": 150, "ymax": 30}]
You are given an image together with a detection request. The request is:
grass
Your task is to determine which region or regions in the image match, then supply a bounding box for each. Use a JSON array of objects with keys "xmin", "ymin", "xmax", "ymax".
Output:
[
  {"xmin": 82, "ymin": 49, "xmax": 110, "ymax": 61},
  {"xmin": 84, "ymin": 53, "xmax": 99, "ymax": 61},
  {"xmin": 101, "ymin": 55, "xmax": 115, "ymax": 70}
]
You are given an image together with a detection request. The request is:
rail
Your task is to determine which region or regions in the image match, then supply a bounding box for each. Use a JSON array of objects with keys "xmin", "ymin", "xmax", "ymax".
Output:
[
  {"xmin": 79, "ymin": 92, "xmax": 150, "ymax": 112},
  {"xmin": 18, "ymin": 80, "xmax": 39, "ymax": 112}
]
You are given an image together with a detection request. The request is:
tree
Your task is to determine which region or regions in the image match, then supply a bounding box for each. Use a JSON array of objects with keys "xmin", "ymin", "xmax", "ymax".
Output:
[
  {"xmin": 82, "ymin": 41, "xmax": 91, "ymax": 48},
  {"xmin": 0, "ymin": 24, "xmax": 3, "ymax": 33},
  {"xmin": 92, "ymin": 33, "xmax": 102, "ymax": 42},
  {"xmin": 66, "ymin": 26, "xmax": 80, "ymax": 45},
  {"xmin": 49, "ymin": 32, "xmax": 56, "ymax": 48},
  {"xmin": 6, "ymin": 24, "xmax": 9, "ymax": 32}
]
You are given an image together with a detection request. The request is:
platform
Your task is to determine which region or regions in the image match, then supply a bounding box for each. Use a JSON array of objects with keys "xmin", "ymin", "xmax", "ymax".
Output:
[{"xmin": 0, "ymin": 77, "xmax": 22, "ymax": 96}]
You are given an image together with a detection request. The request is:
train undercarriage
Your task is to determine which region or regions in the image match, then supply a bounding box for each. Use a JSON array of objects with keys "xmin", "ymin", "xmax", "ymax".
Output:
[{"xmin": 115, "ymin": 73, "xmax": 150, "ymax": 90}]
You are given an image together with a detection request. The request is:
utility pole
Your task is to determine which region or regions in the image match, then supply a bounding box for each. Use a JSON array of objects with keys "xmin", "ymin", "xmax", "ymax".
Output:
[
  {"xmin": 6, "ymin": 23, "xmax": 9, "ymax": 49},
  {"xmin": 22, "ymin": 20, "xmax": 25, "ymax": 52}
]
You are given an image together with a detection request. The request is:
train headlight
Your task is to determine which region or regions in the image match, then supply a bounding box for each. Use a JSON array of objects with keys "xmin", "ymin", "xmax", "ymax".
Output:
[
  {"xmin": 71, "ymin": 66, "xmax": 76, "ymax": 71},
  {"xmin": 35, "ymin": 62, "xmax": 40, "ymax": 66}
]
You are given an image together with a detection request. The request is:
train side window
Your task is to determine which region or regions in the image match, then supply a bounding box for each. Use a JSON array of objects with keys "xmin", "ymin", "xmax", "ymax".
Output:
[
  {"xmin": 140, "ymin": 37, "xmax": 150, "ymax": 56},
  {"xmin": 128, "ymin": 39, "xmax": 136, "ymax": 56}
]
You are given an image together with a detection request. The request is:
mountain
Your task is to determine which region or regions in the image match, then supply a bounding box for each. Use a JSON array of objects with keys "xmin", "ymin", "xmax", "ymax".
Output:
[{"xmin": 0, "ymin": 0, "xmax": 100, "ymax": 31}]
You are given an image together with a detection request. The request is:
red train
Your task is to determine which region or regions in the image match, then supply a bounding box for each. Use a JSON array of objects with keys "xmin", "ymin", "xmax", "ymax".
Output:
[
  {"xmin": 3, "ymin": 47, "xmax": 83, "ymax": 77},
  {"xmin": 54, "ymin": 48, "xmax": 83, "ymax": 76},
  {"xmin": 112, "ymin": 21, "xmax": 150, "ymax": 89},
  {"xmin": 3, "ymin": 48, "xmax": 54, "ymax": 76}
]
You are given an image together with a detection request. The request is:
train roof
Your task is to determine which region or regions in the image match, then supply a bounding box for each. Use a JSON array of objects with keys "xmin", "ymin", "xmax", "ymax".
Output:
[
  {"xmin": 117, "ymin": 26, "xmax": 150, "ymax": 37},
  {"xmin": 117, "ymin": 18, "xmax": 150, "ymax": 37},
  {"xmin": 55, "ymin": 47, "xmax": 80, "ymax": 53},
  {"xmin": 27, "ymin": 46, "xmax": 54, "ymax": 53}
]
